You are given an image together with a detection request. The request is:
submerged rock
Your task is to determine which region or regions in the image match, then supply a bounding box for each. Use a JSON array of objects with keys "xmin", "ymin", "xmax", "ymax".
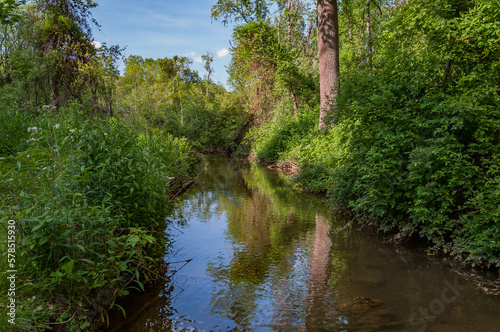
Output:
[{"xmin": 336, "ymin": 297, "xmax": 403, "ymax": 331}]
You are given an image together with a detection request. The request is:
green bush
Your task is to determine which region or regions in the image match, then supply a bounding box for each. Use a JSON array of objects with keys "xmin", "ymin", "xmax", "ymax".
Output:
[
  {"xmin": 289, "ymin": 125, "xmax": 347, "ymax": 193},
  {"xmin": 248, "ymin": 109, "xmax": 318, "ymax": 162},
  {"xmin": 180, "ymin": 104, "xmax": 249, "ymax": 153},
  {"xmin": 0, "ymin": 106, "xmax": 196, "ymax": 330},
  {"xmin": 291, "ymin": 69, "xmax": 500, "ymax": 265},
  {"xmin": 288, "ymin": 0, "xmax": 500, "ymax": 266}
]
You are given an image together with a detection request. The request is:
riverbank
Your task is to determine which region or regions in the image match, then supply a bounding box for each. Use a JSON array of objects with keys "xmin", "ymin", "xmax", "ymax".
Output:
[
  {"xmin": 246, "ymin": 79, "xmax": 500, "ymax": 271},
  {"xmin": 258, "ymin": 155, "xmax": 500, "ymax": 293},
  {"xmin": 103, "ymin": 155, "xmax": 500, "ymax": 331},
  {"xmin": 0, "ymin": 108, "xmax": 198, "ymax": 331}
]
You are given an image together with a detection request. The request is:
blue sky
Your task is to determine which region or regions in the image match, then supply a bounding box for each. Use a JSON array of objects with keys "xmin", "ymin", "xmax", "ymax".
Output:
[{"xmin": 91, "ymin": 0, "xmax": 234, "ymax": 87}]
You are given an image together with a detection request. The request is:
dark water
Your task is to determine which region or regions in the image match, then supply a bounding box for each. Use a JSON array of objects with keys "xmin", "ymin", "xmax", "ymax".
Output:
[{"xmin": 109, "ymin": 156, "xmax": 500, "ymax": 332}]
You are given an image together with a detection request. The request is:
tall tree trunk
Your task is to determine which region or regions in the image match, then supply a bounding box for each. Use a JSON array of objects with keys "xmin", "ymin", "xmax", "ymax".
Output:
[
  {"xmin": 177, "ymin": 79, "xmax": 184, "ymax": 125},
  {"xmin": 317, "ymin": 0, "xmax": 340, "ymax": 129},
  {"xmin": 206, "ymin": 70, "xmax": 211, "ymax": 96},
  {"xmin": 108, "ymin": 97, "xmax": 113, "ymax": 118},
  {"xmin": 347, "ymin": 15, "xmax": 353, "ymax": 48},
  {"xmin": 303, "ymin": 17, "xmax": 315, "ymax": 59},
  {"xmin": 278, "ymin": 14, "xmax": 281, "ymax": 44},
  {"xmin": 286, "ymin": 0, "xmax": 291, "ymax": 43},
  {"xmin": 366, "ymin": 0, "xmax": 372, "ymax": 73},
  {"xmin": 343, "ymin": 0, "xmax": 354, "ymax": 48},
  {"xmin": 290, "ymin": 88, "xmax": 299, "ymax": 117},
  {"xmin": 442, "ymin": 59, "xmax": 453, "ymax": 93}
]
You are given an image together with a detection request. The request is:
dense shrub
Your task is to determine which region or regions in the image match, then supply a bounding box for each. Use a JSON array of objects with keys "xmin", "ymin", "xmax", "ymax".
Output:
[
  {"xmin": 280, "ymin": 0, "xmax": 500, "ymax": 266},
  {"xmin": 247, "ymin": 109, "xmax": 318, "ymax": 161},
  {"xmin": 0, "ymin": 106, "xmax": 196, "ymax": 330},
  {"xmin": 291, "ymin": 68, "xmax": 500, "ymax": 265},
  {"xmin": 180, "ymin": 103, "xmax": 250, "ymax": 153}
]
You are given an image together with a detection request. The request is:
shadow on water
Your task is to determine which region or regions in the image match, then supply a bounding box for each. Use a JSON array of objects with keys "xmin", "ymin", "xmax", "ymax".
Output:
[{"xmin": 107, "ymin": 155, "xmax": 500, "ymax": 332}]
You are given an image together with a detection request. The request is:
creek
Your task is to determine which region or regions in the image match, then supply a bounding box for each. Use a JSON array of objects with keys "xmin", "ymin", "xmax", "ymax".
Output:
[{"xmin": 108, "ymin": 155, "xmax": 500, "ymax": 331}]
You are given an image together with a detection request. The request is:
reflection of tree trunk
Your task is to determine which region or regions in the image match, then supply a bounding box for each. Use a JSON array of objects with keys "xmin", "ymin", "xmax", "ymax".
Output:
[
  {"xmin": 306, "ymin": 212, "xmax": 332, "ymax": 329},
  {"xmin": 286, "ymin": 206, "xmax": 294, "ymax": 225}
]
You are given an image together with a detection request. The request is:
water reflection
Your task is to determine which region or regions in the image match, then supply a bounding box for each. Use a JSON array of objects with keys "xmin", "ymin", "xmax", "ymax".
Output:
[{"xmin": 110, "ymin": 155, "xmax": 500, "ymax": 332}]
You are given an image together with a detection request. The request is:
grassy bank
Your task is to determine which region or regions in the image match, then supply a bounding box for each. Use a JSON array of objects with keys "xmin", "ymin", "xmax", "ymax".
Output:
[{"xmin": 0, "ymin": 105, "xmax": 197, "ymax": 331}]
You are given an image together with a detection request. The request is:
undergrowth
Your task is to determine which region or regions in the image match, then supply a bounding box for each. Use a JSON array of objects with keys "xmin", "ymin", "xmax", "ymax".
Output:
[{"xmin": 0, "ymin": 103, "xmax": 196, "ymax": 331}]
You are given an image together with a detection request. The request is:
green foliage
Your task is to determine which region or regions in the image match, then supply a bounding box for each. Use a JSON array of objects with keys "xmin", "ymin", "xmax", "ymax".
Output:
[
  {"xmin": 211, "ymin": 0, "xmax": 269, "ymax": 26},
  {"xmin": 181, "ymin": 103, "xmax": 250, "ymax": 153},
  {"xmin": 117, "ymin": 54, "xmax": 249, "ymax": 154},
  {"xmin": 0, "ymin": 0, "xmax": 25, "ymax": 25},
  {"xmin": 248, "ymin": 108, "xmax": 318, "ymax": 161},
  {"xmin": 0, "ymin": 109, "xmax": 34, "ymax": 155},
  {"xmin": 0, "ymin": 2, "xmax": 122, "ymax": 113},
  {"xmin": 0, "ymin": 105, "xmax": 196, "ymax": 329},
  {"xmin": 288, "ymin": 0, "xmax": 500, "ymax": 265},
  {"xmin": 237, "ymin": 0, "xmax": 500, "ymax": 266},
  {"xmin": 229, "ymin": 20, "xmax": 318, "ymax": 122},
  {"xmin": 290, "ymin": 125, "xmax": 347, "ymax": 193}
]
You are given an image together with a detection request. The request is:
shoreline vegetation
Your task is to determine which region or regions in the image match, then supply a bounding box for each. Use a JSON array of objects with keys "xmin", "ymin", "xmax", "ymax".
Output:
[
  {"xmin": 1, "ymin": 0, "xmax": 499, "ymax": 330},
  {"xmin": 0, "ymin": 107, "xmax": 198, "ymax": 331}
]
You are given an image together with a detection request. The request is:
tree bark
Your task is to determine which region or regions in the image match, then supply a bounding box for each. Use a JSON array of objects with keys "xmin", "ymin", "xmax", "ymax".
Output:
[
  {"xmin": 290, "ymin": 88, "xmax": 299, "ymax": 117},
  {"xmin": 347, "ymin": 15, "xmax": 354, "ymax": 48},
  {"xmin": 366, "ymin": 0, "xmax": 372, "ymax": 73},
  {"xmin": 317, "ymin": 0, "xmax": 340, "ymax": 129},
  {"xmin": 303, "ymin": 17, "xmax": 315, "ymax": 59},
  {"xmin": 442, "ymin": 59, "xmax": 453, "ymax": 93},
  {"xmin": 286, "ymin": 0, "xmax": 292, "ymax": 43},
  {"xmin": 278, "ymin": 14, "xmax": 281, "ymax": 44}
]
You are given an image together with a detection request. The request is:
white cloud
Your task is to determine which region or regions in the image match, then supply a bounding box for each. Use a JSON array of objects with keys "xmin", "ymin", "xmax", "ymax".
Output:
[
  {"xmin": 194, "ymin": 56, "xmax": 203, "ymax": 63},
  {"xmin": 91, "ymin": 41, "xmax": 102, "ymax": 49},
  {"xmin": 190, "ymin": 52, "xmax": 196, "ymax": 56},
  {"xmin": 216, "ymin": 48, "xmax": 229, "ymax": 57}
]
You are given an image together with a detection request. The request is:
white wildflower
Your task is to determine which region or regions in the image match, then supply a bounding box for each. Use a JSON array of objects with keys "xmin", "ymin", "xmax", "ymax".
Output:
[
  {"xmin": 0, "ymin": 157, "xmax": 5, "ymax": 160},
  {"xmin": 69, "ymin": 129, "xmax": 75, "ymax": 133},
  {"xmin": 54, "ymin": 124, "xmax": 60, "ymax": 129},
  {"xmin": 104, "ymin": 133, "xmax": 108, "ymax": 136},
  {"xmin": 26, "ymin": 154, "xmax": 30, "ymax": 159}
]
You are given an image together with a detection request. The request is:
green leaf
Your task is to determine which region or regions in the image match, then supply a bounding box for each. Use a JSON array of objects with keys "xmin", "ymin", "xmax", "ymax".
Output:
[{"xmin": 61, "ymin": 259, "xmax": 75, "ymax": 274}]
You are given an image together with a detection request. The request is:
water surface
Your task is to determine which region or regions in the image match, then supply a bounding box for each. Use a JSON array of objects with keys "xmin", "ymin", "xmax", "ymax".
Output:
[{"xmin": 110, "ymin": 156, "xmax": 500, "ymax": 331}]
